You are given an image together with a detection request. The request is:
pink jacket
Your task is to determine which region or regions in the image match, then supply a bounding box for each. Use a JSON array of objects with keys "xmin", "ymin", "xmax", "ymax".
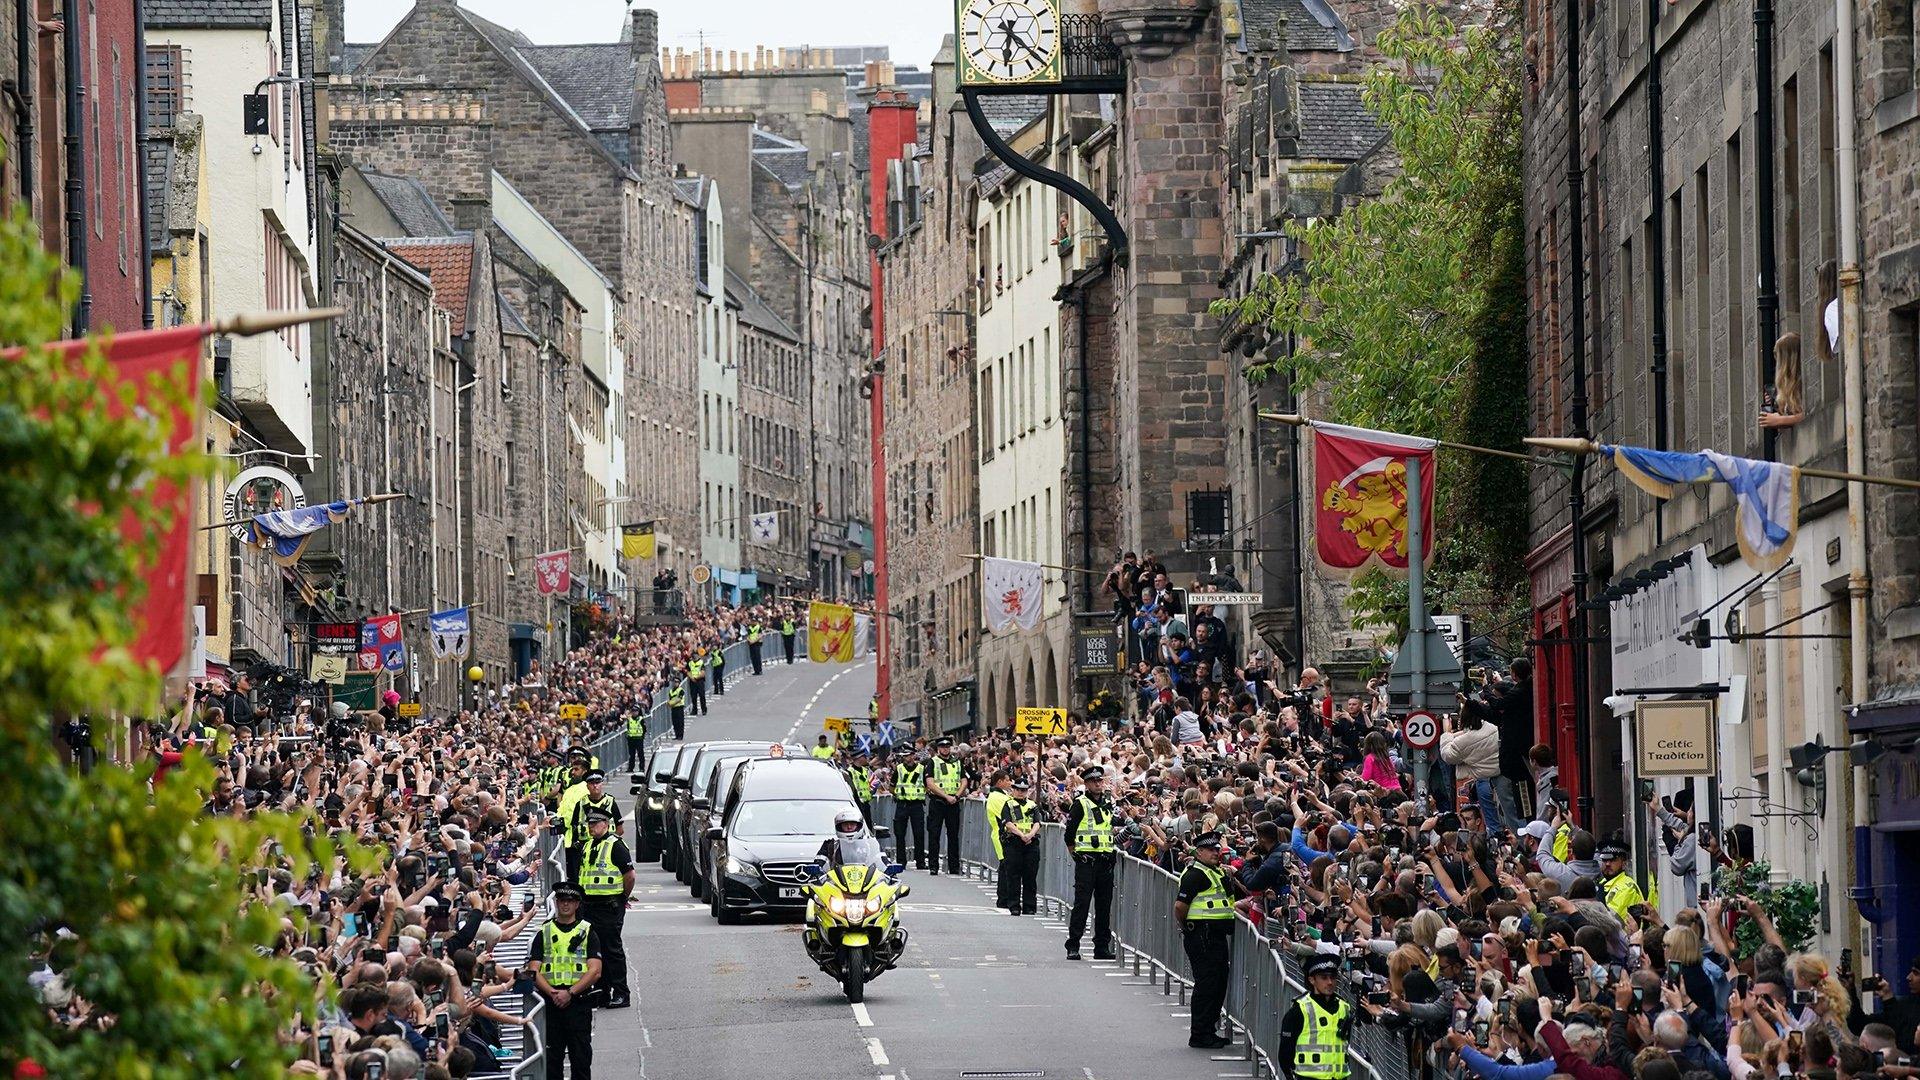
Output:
[{"xmin": 1361, "ymin": 755, "xmax": 1402, "ymax": 790}]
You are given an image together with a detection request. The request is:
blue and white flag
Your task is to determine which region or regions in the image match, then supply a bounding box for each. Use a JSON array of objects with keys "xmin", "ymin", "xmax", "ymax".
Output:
[
  {"xmin": 428, "ymin": 607, "xmax": 471, "ymax": 660},
  {"xmin": 1602, "ymin": 444, "xmax": 1799, "ymax": 570},
  {"xmin": 241, "ymin": 500, "xmax": 352, "ymax": 565},
  {"xmin": 872, "ymin": 721, "xmax": 897, "ymax": 749},
  {"xmin": 853, "ymin": 733, "xmax": 874, "ymax": 756}
]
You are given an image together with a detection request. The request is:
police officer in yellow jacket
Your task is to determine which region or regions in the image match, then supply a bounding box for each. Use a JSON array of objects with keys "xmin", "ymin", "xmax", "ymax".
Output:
[
  {"xmin": 1000, "ymin": 776, "xmax": 1041, "ymax": 915},
  {"xmin": 1175, "ymin": 831, "xmax": 1239, "ymax": 1047},
  {"xmin": 925, "ymin": 737, "xmax": 967, "ymax": 876},
  {"xmin": 848, "ymin": 752, "xmax": 874, "ymax": 822},
  {"xmin": 1280, "ymin": 954, "xmax": 1353, "ymax": 1080},
  {"xmin": 687, "ymin": 652, "xmax": 709, "ymax": 716},
  {"xmin": 667, "ymin": 674, "xmax": 687, "ymax": 739},
  {"xmin": 1597, "ymin": 839, "xmax": 1646, "ymax": 924},
  {"xmin": 1062, "ymin": 765, "xmax": 1117, "ymax": 961},
  {"xmin": 983, "ymin": 770, "xmax": 1013, "ymax": 909},
  {"xmin": 534, "ymin": 881, "xmax": 603, "ymax": 1080},
  {"xmin": 781, "ymin": 614, "xmax": 798, "ymax": 664},
  {"xmin": 747, "ymin": 622, "xmax": 765, "ymax": 674},
  {"xmin": 890, "ymin": 749, "xmax": 929, "ymax": 869},
  {"xmin": 575, "ymin": 808, "xmax": 634, "ymax": 1009}
]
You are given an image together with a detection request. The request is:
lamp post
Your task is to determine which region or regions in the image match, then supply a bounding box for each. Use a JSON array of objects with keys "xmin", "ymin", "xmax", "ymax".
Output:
[{"xmin": 467, "ymin": 664, "xmax": 485, "ymax": 714}]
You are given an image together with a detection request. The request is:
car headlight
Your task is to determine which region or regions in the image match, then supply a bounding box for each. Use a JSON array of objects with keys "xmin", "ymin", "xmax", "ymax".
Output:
[{"xmin": 725, "ymin": 855, "xmax": 757, "ymax": 876}]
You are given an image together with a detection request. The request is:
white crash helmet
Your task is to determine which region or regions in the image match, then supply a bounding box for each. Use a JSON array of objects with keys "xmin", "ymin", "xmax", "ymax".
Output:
[{"xmin": 834, "ymin": 808, "xmax": 864, "ymax": 836}]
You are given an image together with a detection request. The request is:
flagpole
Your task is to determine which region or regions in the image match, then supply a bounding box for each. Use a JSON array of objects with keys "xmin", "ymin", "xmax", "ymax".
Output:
[
  {"xmin": 1259, "ymin": 412, "xmax": 1539, "ymax": 463},
  {"xmin": 195, "ymin": 491, "xmax": 408, "ymax": 531},
  {"xmin": 1525, "ymin": 436, "xmax": 1920, "ymax": 491},
  {"xmin": 960, "ymin": 552, "xmax": 1106, "ymax": 578}
]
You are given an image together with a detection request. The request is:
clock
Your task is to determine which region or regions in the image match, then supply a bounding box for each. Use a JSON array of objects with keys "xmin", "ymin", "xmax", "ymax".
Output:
[{"xmin": 957, "ymin": 0, "xmax": 1063, "ymax": 87}]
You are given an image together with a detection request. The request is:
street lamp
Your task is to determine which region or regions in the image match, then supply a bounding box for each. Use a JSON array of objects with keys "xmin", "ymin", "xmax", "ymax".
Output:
[{"xmin": 467, "ymin": 664, "xmax": 485, "ymax": 713}]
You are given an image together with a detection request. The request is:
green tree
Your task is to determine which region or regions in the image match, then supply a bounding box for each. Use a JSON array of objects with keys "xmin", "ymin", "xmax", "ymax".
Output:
[
  {"xmin": 1214, "ymin": 7, "xmax": 1530, "ymax": 642},
  {"xmin": 0, "ymin": 201, "xmax": 363, "ymax": 1077}
]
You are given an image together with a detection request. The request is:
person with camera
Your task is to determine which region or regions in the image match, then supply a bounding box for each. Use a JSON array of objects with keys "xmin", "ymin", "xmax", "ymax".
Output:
[
  {"xmin": 1462, "ymin": 659, "xmax": 1534, "ymax": 834},
  {"xmin": 1174, "ymin": 831, "xmax": 1240, "ymax": 1048},
  {"xmin": 1851, "ymin": 960, "xmax": 1920, "ymax": 1057}
]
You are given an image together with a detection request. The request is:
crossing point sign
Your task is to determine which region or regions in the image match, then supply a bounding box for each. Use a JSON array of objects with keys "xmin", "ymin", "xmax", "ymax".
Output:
[
  {"xmin": 823, "ymin": 716, "xmax": 851, "ymax": 733},
  {"xmin": 1014, "ymin": 707, "xmax": 1068, "ymax": 736},
  {"xmin": 1402, "ymin": 710, "xmax": 1441, "ymax": 752},
  {"xmin": 558, "ymin": 703, "xmax": 588, "ymax": 721}
]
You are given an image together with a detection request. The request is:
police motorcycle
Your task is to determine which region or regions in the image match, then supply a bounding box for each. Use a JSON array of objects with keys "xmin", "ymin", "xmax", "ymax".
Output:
[{"xmin": 801, "ymin": 810, "xmax": 909, "ymax": 1003}]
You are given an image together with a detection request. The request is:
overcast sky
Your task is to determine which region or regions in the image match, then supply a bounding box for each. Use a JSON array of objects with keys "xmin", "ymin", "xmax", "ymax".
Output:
[{"xmin": 347, "ymin": 0, "xmax": 951, "ymax": 71}]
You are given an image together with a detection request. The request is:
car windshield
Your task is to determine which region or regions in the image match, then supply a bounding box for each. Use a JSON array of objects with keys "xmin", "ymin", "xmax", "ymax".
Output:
[{"xmin": 731, "ymin": 799, "xmax": 858, "ymax": 839}]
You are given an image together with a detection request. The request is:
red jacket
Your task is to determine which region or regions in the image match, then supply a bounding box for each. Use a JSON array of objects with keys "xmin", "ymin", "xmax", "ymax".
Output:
[{"xmin": 1539, "ymin": 1021, "xmax": 1631, "ymax": 1080}]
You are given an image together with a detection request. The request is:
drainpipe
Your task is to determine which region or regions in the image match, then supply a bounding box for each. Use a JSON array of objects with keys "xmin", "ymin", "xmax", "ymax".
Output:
[
  {"xmin": 61, "ymin": 0, "xmax": 89, "ymax": 331},
  {"xmin": 1754, "ymin": 0, "xmax": 1780, "ymax": 461},
  {"xmin": 1566, "ymin": 0, "xmax": 1596, "ymax": 824},
  {"xmin": 9, "ymin": 0, "xmax": 33, "ymax": 207},
  {"xmin": 1834, "ymin": 0, "xmax": 1872, "ymax": 971},
  {"xmin": 1646, "ymin": 0, "xmax": 1669, "ymax": 476},
  {"xmin": 133, "ymin": 0, "xmax": 152, "ymax": 327}
]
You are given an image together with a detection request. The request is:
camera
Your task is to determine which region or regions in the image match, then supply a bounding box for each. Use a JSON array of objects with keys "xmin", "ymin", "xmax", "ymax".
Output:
[{"xmin": 1792, "ymin": 988, "xmax": 1818, "ymax": 1006}]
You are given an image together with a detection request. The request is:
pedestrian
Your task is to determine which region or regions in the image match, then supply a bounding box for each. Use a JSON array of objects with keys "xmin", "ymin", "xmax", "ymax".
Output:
[
  {"xmin": 1278, "ymin": 954, "xmax": 1352, "ymax": 1080},
  {"xmin": 848, "ymin": 751, "xmax": 873, "ymax": 822},
  {"xmin": 781, "ymin": 612, "xmax": 797, "ymax": 664},
  {"xmin": 1176, "ymin": 831, "xmax": 1237, "ymax": 1048},
  {"xmin": 1000, "ymin": 776, "xmax": 1041, "ymax": 915},
  {"xmin": 984, "ymin": 769, "xmax": 1013, "ymax": 909},
  {"xmin": 1063, "ymin": 764, "xmax": 1117, "ymax": 961},
  {"xmin": 623, "ymin": 710, "xmax": 645, "ymax": 772},
  {"xmin": 533, "ymin": 882, "xmax": 602, "ymax": 1080},
  {"xmin": 747, "ymin": 620, "xmax": 765, "ymax": 674},
  {"xmin": 925, "ymin": 737, "xmax": 967, "ymax": 876},
  {"xmin": 667, "ymin": 672, "xmax": 687, "ymax": 740},
  {"xmin": 710, "ymin": 642, "xmax": 727, "ymax": 696},
  {"xmin": 891, "ymin": 749, "xmax": 928, "ymax": 870},
  {"xmin": 687, "ymin": 651, "xmax": 709, "ymax": 716},
  {"xmin": 575, "ymin": 808, "xmax": 634, "ymax": 1010}
]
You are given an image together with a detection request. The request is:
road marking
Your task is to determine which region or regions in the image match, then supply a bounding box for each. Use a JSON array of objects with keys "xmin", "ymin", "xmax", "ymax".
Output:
[
  {"xmin": 865, "ymin": 1037, "xmax": 890, "ymax": 1066},
  {"xmin": 783, "ymin": 657, "xmax": 873, "ymax": 740},
  {"xmin": 851, "ymin": 1002, "xmax": 873, "ymax": 1027},
  {"xmin": 1211, "ymin": 1055, "xmax": 1244, "ymax": 1061}
]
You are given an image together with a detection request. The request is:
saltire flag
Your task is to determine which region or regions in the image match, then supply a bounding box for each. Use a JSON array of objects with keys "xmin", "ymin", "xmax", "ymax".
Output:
[
  {"xmin": 981, "ymin": 556, "xmax": 1044, "ymax": 632},
  {"xmin": 359, "ymin": 613, "xmax": 406, "ymax": 673},
  {"xmin": 1312, "ymin": 421, "xmax": 1437, "ymax": 576},
  {"xmin": 750, "ymin": 511, "xmax": 780, "ymax": 543},
  {"xmin": 428, "ymin": 606, "xmax": 471, "ymax": 660},
  {"xmin": 807, "ymin": 600, "xmax": 857, "ymax": 663},
  {"xmin": 241, "ymin": 501, "xmax": 352, "ymax": 565},
  {"xmin": 872, "ymin": 721, "xmax": 897, "ymax": 748},
  {"xmin": 535, "ymin": 549, "xmax": 572, "ymax": 594},
  {"xmin": 1602, "ymin": 444, "xmax": 1799, "ymax": 570},
  {"xmin": 854, "ymin": 733, "xmax": 874, "ymax": 756},
  {"xmin": 6, "ymin": 325, "xmax": 206, "ymax": 675},
  {"xmin": 621, "ymin": 522, "xmax": 656, "ymax": 560}
]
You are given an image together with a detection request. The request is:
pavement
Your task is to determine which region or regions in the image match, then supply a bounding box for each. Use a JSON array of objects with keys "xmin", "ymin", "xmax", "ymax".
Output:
[{"xmin": 581, "ymin": 655, "xmax": 1252, "ymax": 1080}]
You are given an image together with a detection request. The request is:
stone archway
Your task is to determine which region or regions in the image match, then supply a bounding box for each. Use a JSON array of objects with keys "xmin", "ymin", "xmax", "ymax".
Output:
[{"xmin": 1042, "ymin": 645, "xmax": 1062, "ymax": 709}]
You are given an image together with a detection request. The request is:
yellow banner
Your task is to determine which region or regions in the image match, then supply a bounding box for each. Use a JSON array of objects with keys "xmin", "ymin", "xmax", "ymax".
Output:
[
  {"xmin": 559, "ymin": 703, "xmax": 589, "ymax": 721},
  {"xmin": 1014, "ymin": 707, "xmax": 1068, "ymax": 736},
  {"xmin": 621, "ymin": 522, "xmax": 656, "ymax": 560},
  {"xmin": 807, "ymin": 601, "xmax": 856, "ymax": 663}
]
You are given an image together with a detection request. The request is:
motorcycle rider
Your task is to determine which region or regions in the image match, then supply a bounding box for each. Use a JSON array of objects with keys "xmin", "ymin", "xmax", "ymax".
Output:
[{"xmin": 817, "ymin": 807, "xmax": 885, "ymax": 870}]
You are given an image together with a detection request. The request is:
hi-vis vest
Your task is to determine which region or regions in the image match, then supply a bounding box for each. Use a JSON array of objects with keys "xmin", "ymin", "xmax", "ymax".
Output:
[
  {"xmin": 782, "ymin": 619, "xmax": 795, "ymax": 635},
  {"xmin": 932, "ymin": 758, "xmax": 964, "ymax": 795},
  {"xmin": 581, "ymin": 835, "xmax": 624, "ymax": 896},
  {"xmin": 1188, "ymin": 863, "xmax": 1234, "ymax": 920},
  {"xmin": 894, "ymin": 763, "xmax": 926, "ymax": 801},
  {"xmin": 1294, "ymin": 996, "xmax": 1351, "ymax": 1079},
  {"xmin": 626, "ymin": 714, "xmax": 644, "ymax": 737},
  {"xmin": 1073, "ymin": 795, "xmax": 1114, "ymax": 854},
  {"xmin": 1603, "ymin": 870, "xmax": 1647, "ymax": 925},
  {"xmin": 668, "ymin": 684, "xmax": 686, "ymax": 707},
  {"xmin": 711, "ymin": 648, "xmax": 724, "ymax": 667},
  {"xmin": 748, "ymin": 625, "xmax": 763, "ymax": 643},
  {"xmin": 985, "ymin": 789, "xmax": 1010, "ymax": 858},
  {"xmin": 849, "ymin": 765, "xmax": 872, "ymax": 801},
  {"xmin": 541, "ymin": 920, "xmax": 592, "ymax": 987},
  {"xmin": 569, "ymin": 794, "xmax": 617, "ymax": 846},
  {"xmin": 811, "ymin": 744, "xmax": 834, "ymax": 759},
  {"xmin": 689, "ymin": 657, "xmax": 706, "ymax": 679},
  {"xmin": 1006, "ymin": 798, "xmax": 1038, "ymax": 831}
]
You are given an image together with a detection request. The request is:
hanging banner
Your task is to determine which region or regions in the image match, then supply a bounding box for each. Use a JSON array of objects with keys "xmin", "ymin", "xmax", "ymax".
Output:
[
  {"xmin": 621, "ymin": 522, "xmax": 656, "ymax": 560},
  {"xmin": 807, "ymin": 601, "xmax": 857, "ymax": 663},
  {"xmin": 428, "ymin": 607, "xmax": 471, "ymax": 660},
  {"xmin": 1312, "ymin": 421, "xmax": 1437, "ymax": 576},
  {"xmin": 981, "ymin": 556, "xmax": 1044, "ymax": 632},
  {"xmin": 750, "ymin": 511, "xmax": 780, "ymax": 543},
  {"xmin": 535, "ymin": 549, "xmax": 572, "ymax": 594},
  {"xmin": 359, "ymin": 613, "xmax": 406, "ymax": 673}
]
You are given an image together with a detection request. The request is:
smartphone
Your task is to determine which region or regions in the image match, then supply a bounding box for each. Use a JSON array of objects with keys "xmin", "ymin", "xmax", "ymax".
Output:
[
  {"xmin": 316, "ymin": 1032, "xmax": 333, "ymax": 1067},
  {"xmin": 1366, "ymin": 990, "xmax": 1392, "ymax": 1006},
  {"xmin": 435, "ymin": 1013, "xmax": 451, "ymax": 1041},
  {"xmin": 1472, "ymin": 1019, "xmax": 1490, "ymax": 1043},
  {"xmin": 1734, "ymin": 974, "xmax": 1751, "ymax": 996},
  {"xmin": 366, "ymin": 1062, "xmax": 386, "ymax": 1080},
  {"xmin": 1788, "ymin": 1030, "xmax": 1805, "ymax": 1057},
  {"xmin": 1792, "ymin": 987, "xmax": 1817, "ymax": 1006},
  {"xmin": 1451, "ymin": 1009, "xmax": 1470, "ymax": 1034},
  {"xmin": 1667, "ymin": 962, "xmax": 1683, "ymax": 987},
  {"xmin": 1637, "ymin": 778, "xmax": 1656, "ymax": 801},
  {"xmin": 342, "ymin": 913, "xmax": 360, "ymax": 938},
  {"xmin": 430, "ymin": 938, "xmax": 444, "ymax": 959}
]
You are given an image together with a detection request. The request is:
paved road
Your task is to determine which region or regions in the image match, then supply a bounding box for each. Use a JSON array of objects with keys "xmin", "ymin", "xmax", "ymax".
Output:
[{"xmin": 575, "ymin": 656, "xmax": 1250, "ymax": 1080}]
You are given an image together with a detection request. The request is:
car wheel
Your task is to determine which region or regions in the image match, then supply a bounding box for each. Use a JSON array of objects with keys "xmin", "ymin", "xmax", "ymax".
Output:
[
  {"xmin": 690, "ymin": 866, "xmax": 705, "ymax": 900},
  {"xmin": 634, "ymin": 825, "xmax": 654, "ymax": 862},
  {"xmin": 661, "ymin": 838, "xmax": 678, "ymax": 873},
  {"xmin": 714, "ymin": 883, "xmax": 741, "ymax": 925}
]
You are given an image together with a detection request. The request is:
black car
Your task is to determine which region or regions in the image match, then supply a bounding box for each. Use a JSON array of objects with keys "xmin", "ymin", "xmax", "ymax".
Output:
[
  {"xmin": 704, "ymin": 757, "xmax": 882, "ymax": 925},
  {"xmin": 683, "ymin": 746, "xmax": 806, "ymax": 899},
  {"xmin": 663, "ymin": 741, "xmax": 766, "ymax": 881},
  {"xmin": 632, "ymin": 742, "xmax": 688, "ymax": 863}
]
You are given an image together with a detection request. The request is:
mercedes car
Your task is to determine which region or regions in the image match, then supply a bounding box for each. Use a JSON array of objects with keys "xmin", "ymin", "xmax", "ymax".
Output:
[
  {"xmin": 681, "ymin": 743, "xmax": 807, "ymax": 899},
  {"xmin": 632, "ymin": 742, "xmax": 686, "ymax": 863},
  {"xmin": 663, "ymin": 740, "xmax": 766, "ymax": 881},
  {"xmin": 703, "ymin": 757, "xmax": 881, "ymax": 924}
]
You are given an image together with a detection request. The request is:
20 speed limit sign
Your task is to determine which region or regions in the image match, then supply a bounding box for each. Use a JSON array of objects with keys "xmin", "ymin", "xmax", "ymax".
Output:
[{"xmin": 1402, "ymin": 710, "xmax": 1441, "ymax": 751}]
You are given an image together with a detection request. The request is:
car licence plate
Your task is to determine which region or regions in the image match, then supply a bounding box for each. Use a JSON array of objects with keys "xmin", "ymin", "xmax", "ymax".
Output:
[{"xmin": 778, "ymin": 887, "xmax": 802, "ymax": 899}]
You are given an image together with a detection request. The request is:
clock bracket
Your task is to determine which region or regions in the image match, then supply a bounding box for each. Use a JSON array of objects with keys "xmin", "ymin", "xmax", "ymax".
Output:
[{"xmin": 962, "ymin": 87, "xmax": 1130, "ymax": 261}]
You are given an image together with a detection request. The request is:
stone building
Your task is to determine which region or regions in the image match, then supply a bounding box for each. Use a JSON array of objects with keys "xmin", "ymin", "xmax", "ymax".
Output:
[
  {"xmin": 732, "ymin": 267, "xmax": 811, "ymax": 590},
  {"xmin": 873, "ymin": 55, "xmax": 984, "ymax": 734},
  {"xmin": 330, "ymin": 0, "xmax": 701, "ymax": 602},
  {"xmin": 682, "ymin": 175, "xmax": 745, "ymax": 597},
  {"xmin": 1518, "ymin": 0, "xmax": 1919, "ymax": 956}
]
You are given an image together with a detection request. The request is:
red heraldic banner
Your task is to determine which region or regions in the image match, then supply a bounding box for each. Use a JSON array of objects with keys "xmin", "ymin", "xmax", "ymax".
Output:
[
  {"xmin": 1311, "ymin": 421, "xmax": 1437, "ymax": 576},
  {"xmin": 535, "ymin": 550, "xmax": 572, "ymax": 595}
]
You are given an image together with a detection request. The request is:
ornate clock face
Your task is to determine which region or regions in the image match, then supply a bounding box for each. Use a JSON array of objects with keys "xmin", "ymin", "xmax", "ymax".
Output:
[{"xmin": 957, "ymin": 0, "xmax": 1062, "ymax": 86}]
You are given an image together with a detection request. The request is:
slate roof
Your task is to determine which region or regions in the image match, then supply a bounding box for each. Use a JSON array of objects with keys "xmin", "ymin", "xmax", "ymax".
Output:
[
  {"xmin": 673, "ymin": 176, "xmax": 706, "ymax": 207},
  {"xmin": 340, "ymin": 43, "xmax": 374, "ymax": 74},
  {"xmin": 144, "ymin": 140, "xmax": 174, "ymax": 255},
  {"xmin": 724, "ymin": 268, "xmax": 797, "ymax": 342},
  {"xmin": 1239, "ymin": 0, "xmax": 1354, "ymax": 52},
  {"xmin": 360, "ymin": 170, "xmax": 456, "ymax": 238},
  {"xmin": 146, "ymin": 0, "xmax": 271, "ymax": 28},
  {"xmin": 498, "ymin": 291, "xmax": 535, "ymax": 338},
  {"xmin": 515, "ymin": 44, "xmax": 636, "ymax": 132},
  {"xmin": 978, "ymin": 94, "xmax": 1045, "ymax": 136},
  {"xmin": 753, "ymin": 130, "xmax": 811, "ymax": 191},
  {"xmin": 386, "ymin": 238, "xmax": 475, "ymax": 336},
  {"xmin": 1295, "ymin": 81, "xmax": 1387, "ymax": 161}
]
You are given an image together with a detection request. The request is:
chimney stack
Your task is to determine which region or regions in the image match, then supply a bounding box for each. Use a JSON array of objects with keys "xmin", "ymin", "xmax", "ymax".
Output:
[{"xmin": 628, "ymin": 9, "xmax": 658, "ymax": 63}]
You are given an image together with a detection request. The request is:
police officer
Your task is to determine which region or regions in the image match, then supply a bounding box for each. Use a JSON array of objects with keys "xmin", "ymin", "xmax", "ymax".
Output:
[
  {"xmin": 781, "ymin": 612, "xmax": 798, "ymax": 664},
  {"xmin": 535, "ymin": 750, "xmax": 566, "ymax": 805},
  {"xmin": 891, "ymin": 748, "xmax": 928, "ymax": 869},
  {"xmin": 983, "ymin": 769, "xmax": 1012, "ymax": 909},
  {"xmin": 1597, "ymin": 839, "xmax": 1646, "ymax": 924},
  {"xmin": 576, "ymin": 807, "xmax": 635, "ymax": 1009},
  {"xmin": 747, "ymin": 620, "xmax": 766, "ymax": 675},
  {"xmin": 623, "ymin": 710, "xmax": 646, "ymax": 772},
  {"xmin": 533, "ymin": 881, "xmax": 602, "ymax": 1080},
  {"xmin": 667, "ymin": 671, "xmax": 688, "ymax": 739},
  {"xmin": 687, "ymin": 651, "xmax": 709, "ymax": 716},
  {"xmin": 848, "ymin": 752, "xmax": 874, "ymax": 822},
  {"xmin": 1176, "ymin": 831, "xmax": 1238, "ymax": 1048},
  {"xmin": 553, "ymin": 755, "xmax": 590, "ymax": 824},
  {"xmin": 925, "ymin": 738, "xmax": 967, "ymax": 876},
  {"xmin": 709, "ymin": 641, "xmax": 727, "ymax": 696},
  {"xmin": 566, "ymin": 769, "xmax": 621, "ymax": 871},
  {"xmin": 1279, "ymin": 954, "xmax": 1353, "ymax": 1080},
  {"xmin": 811, "ymin": 733, "xmax": 835, "ymax": 760},
  {"xmin": 1062, "ymin": 765, "xmax": 1116, "ymax": 961},
  {"xmin": 1000, "ymin": 776, "xmax": 1041, "ymax": 915}
]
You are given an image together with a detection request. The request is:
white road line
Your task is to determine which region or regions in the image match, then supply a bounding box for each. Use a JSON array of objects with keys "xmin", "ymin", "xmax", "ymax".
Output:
[
  {"xmin": 1211, "ymin": 1055, "xmax": 1244, "ymax": 1061},
  {"xmin": 865, "ymin": 1037, "xmax": 891, "ymax": 1066},
  {"xmin": 783, "ymin": 657, "xmax": 873, "ymax": 739},
  {"xmin": 851, "ymin": 1002, "xmax": 874, "ymax": 1027}
]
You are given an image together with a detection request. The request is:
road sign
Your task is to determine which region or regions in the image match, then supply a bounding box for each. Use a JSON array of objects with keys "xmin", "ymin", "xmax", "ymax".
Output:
[
  {"xmin": 558, "ymin": 703, "xmax": 588, "ymax": 721},
  {"xmin": 1402, "ymin": 709, "xmax": 1440, "ymax": 751},
  {"xmin": 1074, "ymin": 623, "xmax": 1121, "ymax": 676},
  {"xmin": 1014, "ymin": 707, "xmax": 1068, "ymax": 736},
  {"xmin": 1386, "ymin": 616, "xmax": 1466, "ymax": 705},
  {"xmin": 823, "ymin": 716, "xmax": 851, "ymax": 733},
  {"xmin": 397, "ymin": 702, "xmax": 423, "ymax": 718}
]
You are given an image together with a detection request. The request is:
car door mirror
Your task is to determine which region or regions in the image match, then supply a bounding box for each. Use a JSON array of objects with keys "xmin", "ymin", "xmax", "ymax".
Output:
[
  {"xmin": 653, "ymin": 772, "xmax": 672, "ymax": 783},
  {"xmin": 691, "ymin": 797, "xmax": 711, "ymax": 810},
  {"xmin": 805, "ymin": 862, "xmax": 827, "ymax": 881},
  {"xmin": 897, "ymin": 885, "xmax": 911, "ymax": 898},
  {"xmin": 704, "ymin": 827, "xmax": 724, "ymax": 842},
  {"xmin": 873, "ymin": 825, "xmax": 892, "ymax": 840}
]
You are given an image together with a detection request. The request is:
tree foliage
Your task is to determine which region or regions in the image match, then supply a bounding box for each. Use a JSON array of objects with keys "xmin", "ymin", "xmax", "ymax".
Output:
[
  {"xmin": 1212, "ymin": 7, "xmax": 1531, "ymax": 643},
  {"xmin": 0, "ymin": 201, "xmax": 367, "ymax": 1077}
]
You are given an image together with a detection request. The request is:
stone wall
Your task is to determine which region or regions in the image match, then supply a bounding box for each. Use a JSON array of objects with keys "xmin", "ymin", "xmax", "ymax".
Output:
[{"xmin": 457, "ymin": 230, "xmax": 512, "ymax": 692}]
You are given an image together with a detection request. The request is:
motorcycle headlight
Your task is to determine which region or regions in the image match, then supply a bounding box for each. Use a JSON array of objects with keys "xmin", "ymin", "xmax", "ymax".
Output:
[
  {"xmin": 725, "ymin": 855, "xmax": 756, "ymax": 876},
  {"xmin": 832, "ymin": 895, "xmax": 872, "ymax": 919},
  {"xmin": 827, "ymin": 895, "xmax": 847, "ymax": 916}
]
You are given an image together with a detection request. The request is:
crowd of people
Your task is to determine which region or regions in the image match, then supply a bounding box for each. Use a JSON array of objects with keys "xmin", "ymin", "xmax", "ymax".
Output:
[{"xmin": 33, "ymin": 599, "xmax": 795, "ymax": 1078}]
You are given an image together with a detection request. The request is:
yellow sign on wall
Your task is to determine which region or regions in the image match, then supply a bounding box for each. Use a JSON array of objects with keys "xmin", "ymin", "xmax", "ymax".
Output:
[
  {"xmin": 559, "ymin": 704, "xmax": 589, "ymax": 721},
  {"xmin": 397, "ymin": 702, "xmax": 423, "ymax": 718},
  {"xmin": 1014, "ymin": 707, "xmax": 1068, "ymax": 736}
]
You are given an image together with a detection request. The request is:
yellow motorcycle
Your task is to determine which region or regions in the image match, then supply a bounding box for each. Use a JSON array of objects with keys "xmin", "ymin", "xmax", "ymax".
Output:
[{"xmin": 802, "ymin": 813, "xmax": 909, "ymax": 1003}]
